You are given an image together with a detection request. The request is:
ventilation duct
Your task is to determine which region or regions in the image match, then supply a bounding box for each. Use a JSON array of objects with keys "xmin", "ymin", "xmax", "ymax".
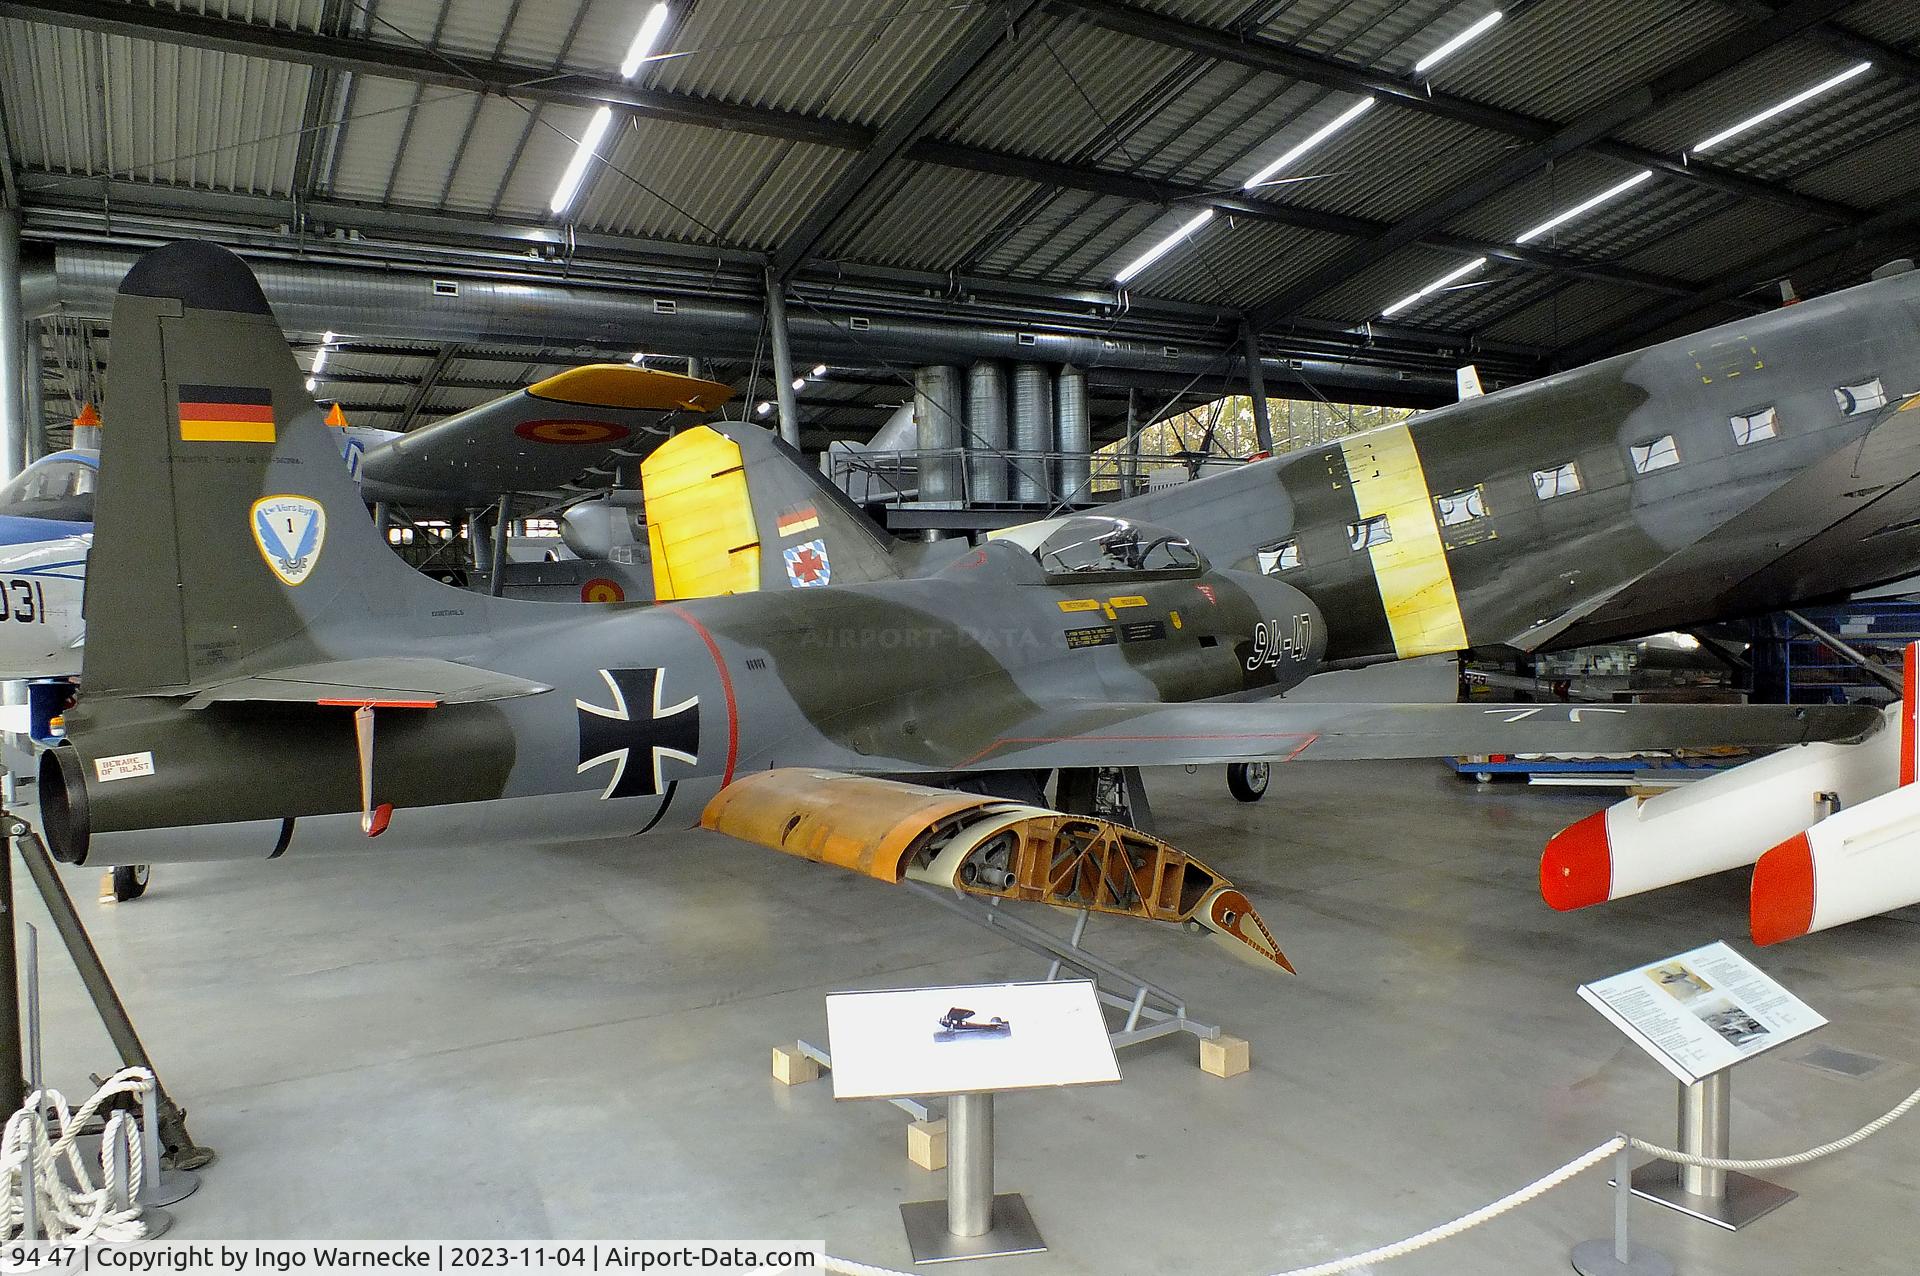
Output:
[
  {"xmin": 1055, "ymin": 365, "xmax": 1090, "ymax": 504},
  {"xmin": 1010, "ymin": 364, "xmax": 1053, "ymax": 503},
  {"xmin": 27, "ymin": 246, "xmax": 1451, "ymax": 403},
  {"xmin": 965, "ymin": 362, "xmax": 1009, "ymax": 502},
  {"xmin": 913, "ymin": 366, "xmax": 964, "ymax": 502}
]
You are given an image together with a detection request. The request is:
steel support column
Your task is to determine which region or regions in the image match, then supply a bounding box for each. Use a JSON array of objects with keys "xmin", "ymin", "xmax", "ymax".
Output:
[
  {"xmin": 0, "ymin": 209, "xmax": 22, "ymax": 481},
  {"xmin": 764, "ymin": 268, "xmax": 801, "ymax": 449},
  {"xmin": 22, "ymin": 321, "xmax": 43, "ymax": 464},
  {"xmin": 1241, "ymin": 323, "xmax": 1273, "ymax": 455}
]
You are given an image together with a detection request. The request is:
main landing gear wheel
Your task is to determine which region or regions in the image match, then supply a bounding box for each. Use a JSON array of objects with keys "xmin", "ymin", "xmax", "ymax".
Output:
[
  {"xmin": 1227, "ymin": 762, "xmax": 1270, "ymax": 803},
  {"xmin": 111, "ymin": 865, "xmax": 150, "ymax": 901}
]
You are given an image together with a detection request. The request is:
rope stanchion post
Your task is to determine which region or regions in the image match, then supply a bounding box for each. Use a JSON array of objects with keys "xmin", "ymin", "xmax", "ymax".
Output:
[{"xmin": 1571, "ymin": 1141, "xmax": 1673, "ymax": 1276}]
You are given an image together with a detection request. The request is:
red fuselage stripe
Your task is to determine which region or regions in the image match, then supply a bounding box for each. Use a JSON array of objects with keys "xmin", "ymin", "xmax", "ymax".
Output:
[{"xmin": 666, "ymin": 604, "xmax": 739, "ymax": 786}]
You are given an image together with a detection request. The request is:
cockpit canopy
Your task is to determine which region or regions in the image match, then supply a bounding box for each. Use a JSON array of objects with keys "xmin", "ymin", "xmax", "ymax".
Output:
[
  {"xmin": 1010, "ymin": 516, "xmax": 1205, "ymax": 579},
  {"xmin": 0, "ymin": 452, "xmax": 98, "ymax": 524}
]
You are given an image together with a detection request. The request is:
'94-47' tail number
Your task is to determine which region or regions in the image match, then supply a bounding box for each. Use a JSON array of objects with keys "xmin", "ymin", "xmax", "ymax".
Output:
[{"xmin": 1247, "ymin": 614, "xmax": 1312, "ymax": 670}]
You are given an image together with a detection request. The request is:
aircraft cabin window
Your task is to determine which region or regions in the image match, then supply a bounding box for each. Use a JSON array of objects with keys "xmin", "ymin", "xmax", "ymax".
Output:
[
  {"xmin": 1348, "ymin": 515, "xmax": 1392, "ymax": 551},
  {"xmin": 1258, "ymin": 539, "xmax": 1302, "ymax": 574},
  {"xmin": 1835, "ymin": 378, "xmax": 1887, "ymax": 416},
  {"xmin": 1630, "ymin": 435, "xmax": 1681, "ymax": 474},
  {"xmin": 1532, "ymin": 462, "xmax": 1582, "ymax": 500},
  {"xmin": 1730, "ymin": 407, "xmax": 1778, "ymax": 445},
  {"xmin": 1436, "ymin": 486, "xmax": 1486, "ymax": 526}
]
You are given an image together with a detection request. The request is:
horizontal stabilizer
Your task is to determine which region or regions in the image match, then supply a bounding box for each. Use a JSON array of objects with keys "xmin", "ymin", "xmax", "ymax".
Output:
[
  {"xmin": 176, "ymin": 657, "xmax": 551, "ymax": 709},
  {"xmin": 949, "ymin": 699, "xmax": 1879, "ymax": 771}
]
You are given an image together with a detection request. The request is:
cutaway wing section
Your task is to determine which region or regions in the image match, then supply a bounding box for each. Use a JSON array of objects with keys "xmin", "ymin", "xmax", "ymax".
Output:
[
  {"xmin": 358, "ymin": 364, "xmax": 732, "ymax": 506},
  {"xmin": 175, "ymin": 656, "xmax": 551, "ymax": 708},
  {"xmin": 703, "ymin": 769, "xmax": 1291, "ymax": 972},
  {"xmin": 949, "ymin": 700, "xmax": 1879, "ymax": 771}
]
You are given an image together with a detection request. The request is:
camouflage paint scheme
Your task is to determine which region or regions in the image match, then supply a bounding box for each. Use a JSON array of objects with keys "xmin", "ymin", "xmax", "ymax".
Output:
[{"xmin": 40, "ymin": 243, "xmax": 1895, "ymax": 867}]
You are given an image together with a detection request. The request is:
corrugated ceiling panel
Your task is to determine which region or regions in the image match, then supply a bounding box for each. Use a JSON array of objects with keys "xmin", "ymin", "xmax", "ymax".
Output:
[
  {"xmin": 1280, "ymin": 111, "xmax": 1512, "ymax": 223},
  {"xmin": 1499, "ymin": 181, "xmax": 1731, "ymax": 274},
  {"xmin": 1300, "ymin": 243, "xmax": 1498, "ymax": 325},
  {"xmin": 825, "ymin": 162, "xmax": 1040, "ymax": 270},
  {"xmin": 1792, "ymin": 118, "xmax": 1920, "ymax": 206},
  {"xmin": 1145, "ymin": 78, "xmax": 1355, "ymax": 190},
  {"xmin": 648, "ymin": 0, "xmax": 983, "ymax": 128},
  {"xmin": 929, "ymin": 21, "xmax": 1192, "ymax": 163},
  {"xmin": 166, "ymin": 0, "xmax": 326, "ymax": 28},
  {"xmin": 1481, "ymin": 280, "xmax": 1651, "ymax": 348},
  {"xmin": 1438, "ymin": 153, "xmax": 1631, "ymax": 241},
  {"xmin": 969, "ymin": 192, "xmax": 1160, "ymax": 282},
  {"xmin": 0, "ymin": 22, "xmax": 308, "ymax": 193},
  {"xmin": 1617, "ymin": 42, "xmax": 1878, "ymax": 160},
  {"xmin": 1620, "ymin": 203, "xmax": 1823, "ymax": 284},
  {"xmin": 482, "ymin": 101, "xmax": 603, "ymax": 220},
  {"xmin": 1251, "ymin": 0, "xmax": 1472, "ymax": 70},
  {"xmin": 578, "ymin": 119, "xmax": 853, "ymax": 248},
  {"xmin": 431, "ymin": 94, "xmax": 547, "ymax": 215},
  {"xmin": 1838, "ymin": 0, "xmax": 1920, "ymax": 48},
  {"xmin": 1147, "ymin": 220, "xmax": 1356, "ymax": 311},
  {"xmin": 371, "ymin": 0, "xmax": 606, "ymax": 72},
  {"xmin": 1432, "ymin": 0, "xmax": 1736, "ymax": 122}
]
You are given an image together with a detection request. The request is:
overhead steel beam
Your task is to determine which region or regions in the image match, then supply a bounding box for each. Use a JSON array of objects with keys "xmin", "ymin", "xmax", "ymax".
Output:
[
  {"xmin": 3, "ymin": 0, "xmax": 1753, "ymax": 313},
  {"xmin": 1049, "ymin": 0, "xmax": 1863, "ymax": 226},
  {"xmin": 1247, "ymin": 0, "xmax": 1860, "ymax": 332},
  {"xmin": 773, "ymin": 0, "xmax": 1040, "ymax": 279},
  {"xmin": 1557, "ymin": 198, "xmax": 1920, "ymax": 364},
  {"xmin": 0, "ymin": 0, "xmax": 868, "ymax": 149},
  {"xmin": 393, "ymin": 343, "xmax": 462, "ymax": 433},
  {"xmin": 909, "ymin": 142, "xmax": 1713, "ymax": 300}
]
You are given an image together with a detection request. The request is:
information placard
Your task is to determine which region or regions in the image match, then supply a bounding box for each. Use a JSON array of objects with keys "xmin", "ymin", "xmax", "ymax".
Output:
[{"xmin": 1579, "ymin": 940, "xmax": 1825, "ymax": 1084}]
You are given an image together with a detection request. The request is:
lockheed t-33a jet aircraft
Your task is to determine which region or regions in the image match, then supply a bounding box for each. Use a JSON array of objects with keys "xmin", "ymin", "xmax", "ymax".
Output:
[{"xmin": 33, "ymin": 242, "xmax": 1920, "ymax": 969}]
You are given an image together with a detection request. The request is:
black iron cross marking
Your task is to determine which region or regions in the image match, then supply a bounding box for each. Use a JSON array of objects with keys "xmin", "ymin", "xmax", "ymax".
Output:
[{"xmin": 576, "ymin": 668, "xmax": 700, "ymax": 800}]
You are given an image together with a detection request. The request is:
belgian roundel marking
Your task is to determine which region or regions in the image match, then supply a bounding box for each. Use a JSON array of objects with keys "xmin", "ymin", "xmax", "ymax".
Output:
[
  {"xmin": 581, "ymin": 577, "xmax": 626, "ymax": 604},
  {"xmin": 514, "ymin": 419, "xmax": 631, "ymax": 445}
]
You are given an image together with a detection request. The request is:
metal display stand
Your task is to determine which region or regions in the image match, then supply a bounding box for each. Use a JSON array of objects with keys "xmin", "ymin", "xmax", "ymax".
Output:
[
  {"xmin": 0, "ymin": 809, "xmax": 213, "ymax": 1187},
  {"xmin": 897, "ymin": 1092, "xmax": 1045, "ymax": 1264},
  {"xmin": 1625, "ymin": 1071, "xmax": 1795, "ymax": 1230},
  {"xmin": 823, "ymin": 980, "xmax": 1119, "ymax": 1266}
]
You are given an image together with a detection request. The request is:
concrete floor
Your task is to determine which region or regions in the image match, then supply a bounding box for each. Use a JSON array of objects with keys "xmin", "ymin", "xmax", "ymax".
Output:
[{"xmin": 16, "ymin": 760, "xmax": 1919, "ymax": 1273}]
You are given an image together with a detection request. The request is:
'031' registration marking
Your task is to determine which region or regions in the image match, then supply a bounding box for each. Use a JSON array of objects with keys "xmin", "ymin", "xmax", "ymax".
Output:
[
  {"xmin": 0, "ymin": 579, "xmax": 45, "ymax": 624},
  {"xmin": 1246, "ymin": 614, "xmax": 1312, "ymax": 669}
]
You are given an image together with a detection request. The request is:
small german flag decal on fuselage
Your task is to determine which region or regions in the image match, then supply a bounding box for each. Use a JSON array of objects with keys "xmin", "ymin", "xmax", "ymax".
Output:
[{"xmin": 178, "ymin": 384, "xmax": 276, "ymax": 443}]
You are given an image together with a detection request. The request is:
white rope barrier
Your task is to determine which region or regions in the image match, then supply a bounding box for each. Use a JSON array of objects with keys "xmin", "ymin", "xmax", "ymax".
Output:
[
  {"xmin": 823, "ymin": 1082, "xmax": 1920, "ymax": 1276},
  {"xmin": 0, "ymin": 1067, "xmax": 156, "ymax": 1244}
]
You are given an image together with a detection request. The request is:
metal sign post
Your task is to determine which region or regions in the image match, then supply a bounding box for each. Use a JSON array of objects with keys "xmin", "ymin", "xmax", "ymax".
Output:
[{"xmin": 1627, "ymin": 1071, "xmax": 1795, "ymax": 1230}]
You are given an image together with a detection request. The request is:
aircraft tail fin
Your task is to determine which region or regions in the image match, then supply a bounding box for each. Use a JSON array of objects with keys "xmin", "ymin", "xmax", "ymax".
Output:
[
  {"xmin": 641, "ymin": 420, "xmax": 902, "ymax": 599},
  {"xmin": 87, "ymin": 241, "xmax": 451, "ymax": 696},
  {"xmin": 1455, "ymin": 365, "xmax": 1485, "ymax": 400}
]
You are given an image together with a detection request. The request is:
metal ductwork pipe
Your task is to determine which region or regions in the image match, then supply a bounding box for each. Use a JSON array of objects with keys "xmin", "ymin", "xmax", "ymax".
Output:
[
  {"xmin": 965, "ymin": 361, "xmax": 1009, "ymax": 502},
  {"xmin": 1010, "ymin": 363, "xmax": 1052, "ymax": 503},
  {"xmin": 34, "ymin": 246, "xmax": 1451, "ymax": 403},
  {"xmin": 914, "ymin": 365, "xmax": 964, "ymax": 502},
  {"xmin": 1055, "ymin": 364, "xmax": 1090, "ymax": 504}
]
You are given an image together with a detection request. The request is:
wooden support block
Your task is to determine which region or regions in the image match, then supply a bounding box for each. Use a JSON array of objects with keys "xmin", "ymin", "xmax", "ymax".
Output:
[
  {"xmin": 97, "ymin": 874, "xmax": 117, "ymax": 906},
  {"xmin": 1199, "ymin": 1034, "xmax": 1250, "ymax": 1079},
  {"xmin": 772, "ymin": 1043, "xmax": 820, "ymax": 1086},
  {"xmin": 907, "ymin": 1119, "xmax": 948, "ymax": 1171}
]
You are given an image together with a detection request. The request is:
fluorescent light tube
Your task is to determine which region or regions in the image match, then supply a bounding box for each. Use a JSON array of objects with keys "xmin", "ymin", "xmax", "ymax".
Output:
[
  {"xmin": 1382, "ymin": 257, "xmax": 1487, "ymax": 317},
  {"xmin": 1415, "ymin": 11, "xmax": 1503, "ymax": 74},
  {"xmin": 1243, "ymin": 97, "xmax": 1375, "ymax": 190},
  {"xmin": 621, "ymin": 3, "xmax": 672, "ymax": 79},
  {"xmin": 1113, "ymin": 208, "xmax": 1215, "ymax": 284},
  {"xmin": 1515, "ymin": 170, "xmax": 1652, "ymax": 243},
  {"xmin": 550, "ymin": 106, "xmax": 616, "ymax": 215},
  {"xmin": 1691, "ymin": 61, "xmax": 1872, "ymax": 153}
]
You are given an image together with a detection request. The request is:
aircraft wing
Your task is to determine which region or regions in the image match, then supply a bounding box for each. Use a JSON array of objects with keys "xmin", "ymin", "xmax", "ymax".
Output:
[
  {"xmin": 947, "ymin": 699, "xmax": 1880, "ymax": 770},
  {"xmin": 176, "ymin": 657, "xmax": 550, "ymax": 709},
  {"xmin": 357, "ymin": 364, "xmax": 732, "ymax": 507}
]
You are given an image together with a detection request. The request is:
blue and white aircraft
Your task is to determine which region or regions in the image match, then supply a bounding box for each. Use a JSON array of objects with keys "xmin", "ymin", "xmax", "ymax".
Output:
[{"xmin": 0, "ymin": 449, "xmax": 96, "ymax": 678}]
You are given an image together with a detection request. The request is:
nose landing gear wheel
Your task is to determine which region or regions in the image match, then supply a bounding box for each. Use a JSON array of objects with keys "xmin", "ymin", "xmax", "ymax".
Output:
[
  {"xmin": 1227, "ymin": 762, "xmax": 1270, "ymax": 802},
  {"xmin": 111, "ymin": 864, "xmax": 150, "ymax": 901}
]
